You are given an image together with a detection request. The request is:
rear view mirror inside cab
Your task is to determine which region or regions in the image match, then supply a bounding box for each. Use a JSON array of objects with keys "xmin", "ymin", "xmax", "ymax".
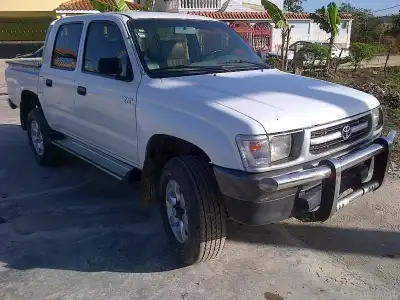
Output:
[{"xmin": 174, "ymin": 27, "xmax": 196, "ymax": 34}]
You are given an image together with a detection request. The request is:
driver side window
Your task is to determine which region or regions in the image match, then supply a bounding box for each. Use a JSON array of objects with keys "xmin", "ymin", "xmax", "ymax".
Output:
[{"xmin": 83, "ymin": 21, "xmax": 133, "ymax": 81}]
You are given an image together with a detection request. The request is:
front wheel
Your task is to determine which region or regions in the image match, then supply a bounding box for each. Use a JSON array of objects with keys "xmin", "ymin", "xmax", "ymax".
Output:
[{"xmin": 160, "ymin": 156, "xmax": 227, "ymax": 265}]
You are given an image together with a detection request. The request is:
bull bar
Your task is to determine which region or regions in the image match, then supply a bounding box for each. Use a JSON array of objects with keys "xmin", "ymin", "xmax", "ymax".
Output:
[{"xmin": 258, "ymin": 130, "xmax": 397, "ymax": 222}]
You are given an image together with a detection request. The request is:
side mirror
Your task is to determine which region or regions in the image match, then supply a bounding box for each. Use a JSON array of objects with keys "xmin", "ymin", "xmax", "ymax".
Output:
[{"xmin": 98, "ymin": 57, "xmax": 122, "ymax": 76}]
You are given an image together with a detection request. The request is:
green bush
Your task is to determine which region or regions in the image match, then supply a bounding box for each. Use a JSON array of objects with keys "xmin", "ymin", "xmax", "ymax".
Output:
[
  {"xmin": 303, "ymin": 43, "xmax": 330, "ymax": 69},
  {"xmin": 265, "ymin": 56, "xmax": 281, "ymax": 69},
  {"xmin": 350, "ymin": 42, "xmax": 384, "ymax": 71}
]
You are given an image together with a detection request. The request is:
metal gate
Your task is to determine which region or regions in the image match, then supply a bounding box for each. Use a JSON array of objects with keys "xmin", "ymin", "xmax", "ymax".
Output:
[{"xmin": 229, "ymin": 22, "xmax": 272, "ymax": 52}]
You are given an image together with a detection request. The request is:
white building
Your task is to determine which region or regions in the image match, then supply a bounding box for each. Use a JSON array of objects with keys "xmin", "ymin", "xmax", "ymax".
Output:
[{"xmin": 56, "ymin": 0, "xmax": 353, "ymax": 52}]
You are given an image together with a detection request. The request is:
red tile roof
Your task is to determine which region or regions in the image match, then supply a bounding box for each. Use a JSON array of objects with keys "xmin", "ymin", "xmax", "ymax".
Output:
[
  {"xmin": 189, "ymin": 11, "xmax": 353, "ymax": 21},
  {"xmin": 57, "ymin": 0, "xmax": 141, "ymax": 11},
  {"xmin": 285, "ymin": 12, "xmax": 352, "ymax": 20}
]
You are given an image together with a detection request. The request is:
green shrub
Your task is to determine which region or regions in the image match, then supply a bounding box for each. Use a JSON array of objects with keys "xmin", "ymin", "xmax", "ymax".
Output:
[
  {"xmin": 265, "ymin": 56, "xmax": 281, "ymax": 69},
  {"xmin": 350, "ymin": 42, "xmax": 384, "ymax": 71},
  {"xmin": 303, "ymin": 43, "xmax": 330, "ymax": 69}
]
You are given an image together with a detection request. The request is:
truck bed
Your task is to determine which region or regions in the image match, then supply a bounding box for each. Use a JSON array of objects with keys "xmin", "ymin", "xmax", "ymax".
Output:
[
  {"xmin": 6, "ymin": 58, "xmax": 42, "ymax": 68},
  {"xmin": 5, "ymin": 58, "xmax": 41, "ymax": 108}
]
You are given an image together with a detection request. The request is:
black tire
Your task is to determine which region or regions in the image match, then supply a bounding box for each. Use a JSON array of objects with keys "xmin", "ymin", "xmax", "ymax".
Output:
[
  {"xmin": 160, "ymin": 156, "xmax": 226, "ymax": 265},
  {"xmin": 26, "ymin": 107, "xmax": 60, "ymax": 166}
]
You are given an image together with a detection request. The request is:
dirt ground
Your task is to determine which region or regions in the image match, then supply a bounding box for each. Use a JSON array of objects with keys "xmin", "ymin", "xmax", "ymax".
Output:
[{"xmin": 0, "ymin": 96, "xmax": 400, "ymax": 298}]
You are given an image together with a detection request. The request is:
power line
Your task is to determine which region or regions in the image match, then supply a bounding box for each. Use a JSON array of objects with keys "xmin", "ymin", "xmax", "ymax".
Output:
[{"xmin": 372, "ymin": 4, "xmax": 400, "ymax": 13}]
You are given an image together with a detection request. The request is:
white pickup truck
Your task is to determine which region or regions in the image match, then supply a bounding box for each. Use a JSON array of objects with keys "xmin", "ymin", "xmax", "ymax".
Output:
[{"xmin": 5, "ymin": 12, "xmax": 396, "ymax": 265}]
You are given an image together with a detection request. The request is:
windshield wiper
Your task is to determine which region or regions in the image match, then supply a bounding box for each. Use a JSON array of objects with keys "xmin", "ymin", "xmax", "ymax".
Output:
[
  {"xmin": 152, "ymin": 65, "xmax": 228, "ymax": 72},
  {"xmin": 218, "ymin": 59, "xmax": 269, "ymax": 68}
]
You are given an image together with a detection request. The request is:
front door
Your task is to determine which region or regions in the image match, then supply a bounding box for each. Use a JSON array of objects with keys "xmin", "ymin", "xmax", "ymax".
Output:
[{"xmin": 73, "ymin": 19, "xmax": 139, "ymax": 165}]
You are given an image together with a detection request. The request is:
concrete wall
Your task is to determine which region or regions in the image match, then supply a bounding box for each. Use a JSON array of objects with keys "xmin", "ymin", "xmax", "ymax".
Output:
[
  {"xmin": 153, "ymin": 0, "xmax": 169, "ymax": 12},
  {"xmin": 271, "ymin": 20, "xmax": 352, "ymax": 51},
  {"xmin": 244, "ymin": 0, "xmax": 283, "ymax": 9},
  {"xmin": 0, "ymin": 0, "xmax": 68, "ymax": 12}
]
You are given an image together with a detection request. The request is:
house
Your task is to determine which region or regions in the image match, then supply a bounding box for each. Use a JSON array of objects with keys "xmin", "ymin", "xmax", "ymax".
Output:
[
  {"xmin": 56, "ymin": 0, "xmax": 353, "ymax": 53},
  {"xmin": 0, "ymin": 0, "xmax": 352, "ymax": 58}
]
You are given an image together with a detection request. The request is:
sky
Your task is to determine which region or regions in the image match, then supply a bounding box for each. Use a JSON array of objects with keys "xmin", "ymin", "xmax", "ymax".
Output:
[{"xmin": 303, "ymin": 0, "xmax": 400, "ymax": 15}]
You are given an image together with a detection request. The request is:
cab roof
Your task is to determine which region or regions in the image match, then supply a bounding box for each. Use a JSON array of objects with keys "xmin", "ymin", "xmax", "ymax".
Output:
[
  {"xmin": 121, "ymin": 11, "xmax": 218, "ymax": 21},
  {"xmin": 58, "ymin": 11, "xmax": 219, "ymax": 23}
]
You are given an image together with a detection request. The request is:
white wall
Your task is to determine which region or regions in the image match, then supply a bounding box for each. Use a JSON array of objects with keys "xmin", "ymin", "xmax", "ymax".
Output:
[
  {"xmin": 153, "ymin": 0, "xmax": 168, "ymax": 12},
  {"xmin": 271, "ymin": 20, "xmax": 352, "ymax": 51},
  {"xmin": 243, "ymin": 0, "xmax": 283, "ymax": 9},
  {"xmin": 289, "ymin": 21, "xmax": 310, "ymax": 43}
]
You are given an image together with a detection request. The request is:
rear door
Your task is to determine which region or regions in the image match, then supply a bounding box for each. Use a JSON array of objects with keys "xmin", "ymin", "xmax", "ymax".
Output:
[
  {"xmin": 40, "ymin": 21, "xmax": 84, "ymax": 134},
  {"xmin": 73, "ymin": 18, "xmax": 139, "ymax": 165}
]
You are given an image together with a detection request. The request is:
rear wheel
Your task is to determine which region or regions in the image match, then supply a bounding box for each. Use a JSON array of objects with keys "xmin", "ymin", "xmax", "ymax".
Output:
[
  {"xmin": 160, "ymin": 156, "xmax": 226, "ymax": 265},
  {"xmin": 27, "ymin": 108, "xmax": 60, "ymax": 166}
]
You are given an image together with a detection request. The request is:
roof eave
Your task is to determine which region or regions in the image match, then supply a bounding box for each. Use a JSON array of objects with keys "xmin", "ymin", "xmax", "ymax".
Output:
[{"xmin": 56, "ymin": 10, "xmax": 99, "ymax": 14}]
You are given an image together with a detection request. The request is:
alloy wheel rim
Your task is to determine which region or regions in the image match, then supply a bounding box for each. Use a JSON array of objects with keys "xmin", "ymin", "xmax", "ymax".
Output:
[
  {"xmin": 166, "ymin": 180, "xmax": 189, "ymax": 243},
  {"xmin": 30, "ymin": 120, "xmax": 44, "ymax": 156}
]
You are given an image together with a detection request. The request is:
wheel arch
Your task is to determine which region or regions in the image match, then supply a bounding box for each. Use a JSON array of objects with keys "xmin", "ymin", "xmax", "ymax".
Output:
[
  {"xmin": 145, "ymin": 134, "xmax": 212, "ymax": 166},
  {"xmin": 140, "ymin": 134, "xmax": 213, "ymax": 204},
  {"xmin": 20, "ymin": 90, "xmax": 41, "ymax": 130}
]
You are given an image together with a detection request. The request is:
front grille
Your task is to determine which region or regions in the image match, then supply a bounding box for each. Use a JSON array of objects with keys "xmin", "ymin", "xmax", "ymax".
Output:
[{"xmin": 309, "ymin": 115, "xmax": 371, "ymax": 155}]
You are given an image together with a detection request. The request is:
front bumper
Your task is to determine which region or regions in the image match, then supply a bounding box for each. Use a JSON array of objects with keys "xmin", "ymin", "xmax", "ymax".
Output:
[
  {"xmin": 8, "ymin": 98, "xmax": 17, "ymax": 109},
  {"xmin": 214, "ymin": 131, "xmax": 397, "ymax": 226}
]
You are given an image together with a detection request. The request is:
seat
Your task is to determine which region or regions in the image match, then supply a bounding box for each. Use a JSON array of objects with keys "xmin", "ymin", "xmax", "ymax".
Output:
[{"xmin": 160, "ymin": 40, "xmax": 189, "ymax": 67}]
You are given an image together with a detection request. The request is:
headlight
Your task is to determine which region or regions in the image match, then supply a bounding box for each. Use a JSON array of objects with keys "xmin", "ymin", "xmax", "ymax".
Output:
[
  {"xmin": 236, "ymin": 132, "xmax": 303, "ymax": 171},
  {"xmin": 371, "ymin": 107, "xmax": 383, "ymax": 130},
  {"xmin": 270, "ymin": 134, "xmax": 292, "ymax": 162}
]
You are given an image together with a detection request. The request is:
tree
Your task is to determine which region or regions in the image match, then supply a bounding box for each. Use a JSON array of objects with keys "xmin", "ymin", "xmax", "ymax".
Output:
[
  {"xmin": 284, "ymin": 0, "xmax": 306, "ymax": 13},
  {"xmin": 89, "ymin": 0, "xmax": 130, "ymax": 12},
  {"xmin": 349, "ymin": 43, "xmax": 382, "ymax": 71},
  {"xmin": 382, "ymin": 36, "xmax": 397, "ymax": 72},
  {"xmin": 393, "ymin": 11, "xmax": 400, "ymax": 31},
  {"xmin": 311, "ymin": 2, "xmax": 341, "ymax": 72},
  {"xmin": 262, "ymin": 0, "xmax": 291, "ymax": 70},
  {"xmin": 388, "ymin": 10, "xmax": 400, "ymax": 40},
  {"xmin": 383, "ymin": 11, "xmax": 400, "ymax": 72},
  {"xmin": 89, "ymin": 0, "xmax": 153, "ymax": 12},
  {"xmin": 338, "ymin": 3, "xmax": 383, "ymax": 45}
]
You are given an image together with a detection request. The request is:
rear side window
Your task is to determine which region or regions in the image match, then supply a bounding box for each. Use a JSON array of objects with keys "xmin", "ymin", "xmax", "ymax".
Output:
[
  {"xmin": 51, "ymin": 23, "xmax": 83, "ymax": 71},
  {"xmin": 83, "ymin": 21, "xmax": 133, "ymax": 81}
]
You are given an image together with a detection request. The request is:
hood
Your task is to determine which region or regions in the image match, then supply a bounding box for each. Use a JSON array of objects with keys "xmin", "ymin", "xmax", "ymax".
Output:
[{"xmin": 160, "ymin": 69, "xmax": 380, "ymax": 133}]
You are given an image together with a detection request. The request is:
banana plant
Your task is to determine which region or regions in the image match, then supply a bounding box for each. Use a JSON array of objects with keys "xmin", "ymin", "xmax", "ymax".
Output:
[
  {"xmin": 89, "ymin": 0, "xmax": 130, "ymax": 12},
  {"xmin": 261, "ymin": 0, "xmax": 291, "ymax": 70},
  {"xmin": 311, "ymin": 2, "xmax": 342, "ymax": 71},
  {"xmin": 89, "ymin": 0, "xmax": 153, "ymax": 12}
]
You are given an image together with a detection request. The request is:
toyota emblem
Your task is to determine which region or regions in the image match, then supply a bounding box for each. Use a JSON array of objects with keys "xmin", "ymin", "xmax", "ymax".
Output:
[{"xmin": 341, "ymin": 125, "xmax": 352, "ymax": 140}]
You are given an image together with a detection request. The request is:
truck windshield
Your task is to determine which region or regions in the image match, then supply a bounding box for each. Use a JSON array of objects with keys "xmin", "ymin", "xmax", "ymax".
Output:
[{"xmin": 128, "ymin": 18, "xmax": 268, "ymax": 77}]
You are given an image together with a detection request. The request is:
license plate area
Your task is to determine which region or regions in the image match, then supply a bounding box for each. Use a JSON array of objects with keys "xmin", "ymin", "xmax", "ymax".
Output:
[{"xmin": 339, "ymin": 159, "xmax": 372, "ymax": 193}]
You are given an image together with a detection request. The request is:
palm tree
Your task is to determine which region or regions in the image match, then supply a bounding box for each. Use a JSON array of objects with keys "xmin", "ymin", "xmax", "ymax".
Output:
[
  {"xmin": 261, "ymin": 0, "xmax": 290, "ymax": 70},
  {"xmin": 310, "ymin": 2, "xmax": 341, "ymax": 71}
]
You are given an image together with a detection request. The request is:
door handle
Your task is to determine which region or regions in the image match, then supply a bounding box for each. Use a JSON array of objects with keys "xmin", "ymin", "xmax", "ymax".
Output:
[
  {"xmin": 45, "ymin": 79, "xmax": 52, "ymax": 87},
  {"xmin": 77, "ymin": 86, "xmax": 86, "ymax": 96}
]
